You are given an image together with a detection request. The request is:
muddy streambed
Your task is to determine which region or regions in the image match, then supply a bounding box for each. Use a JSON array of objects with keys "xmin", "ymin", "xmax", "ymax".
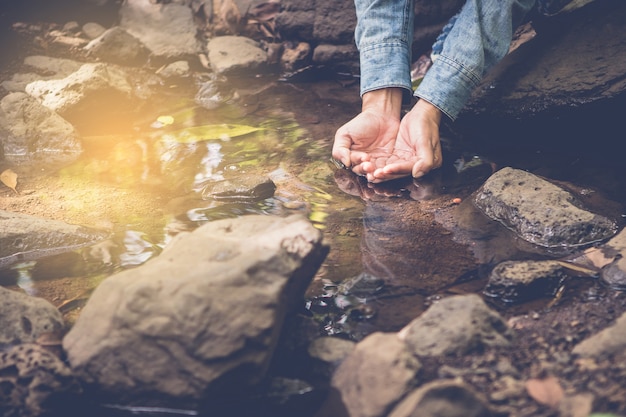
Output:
[{"xmin": 2, "ymin": 3, "xmax": 626, "ymax": 417}]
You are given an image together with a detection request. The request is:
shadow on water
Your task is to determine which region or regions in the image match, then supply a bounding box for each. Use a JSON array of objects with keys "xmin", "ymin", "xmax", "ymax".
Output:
[{"xmin": 1, "ymin": 2, "xmax": 626, "ymax": 416}]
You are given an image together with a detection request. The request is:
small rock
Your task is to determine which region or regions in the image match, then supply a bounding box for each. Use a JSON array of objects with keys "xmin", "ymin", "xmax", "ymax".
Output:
[
  {"xmin": 401, "ymin": 294, "xmax": 513, "ymax": 357},
  {"xmin": 483, "ymin": 260, "xmax": 569, "ymax": 303},
  {"xmin": 0, "ymin": 344, "xmax": 81, "ymax": 417},
  {"xmin": 156, "ymin": 60, "xmax": 191, "ymax": 79},
  {"xmin": 207, "ymin": 36, "xmax": 268, "ymax": 75},
  {"xmin": 389, "ymin": 380, "xmax": 494, "ymax": 417},
  {"xmin": 84, "ymin": 26, "xmax": 150, "ymax": 65},
  {"xmin": 0, "ymin": 286, "xmax": 65, "ymax": 348},
  {"xmin": 201, "ymin": 176, "xmax": 276, "ymax": 202},
  {"xmin": 82, "ymin": 22, "xmax": 107, "ymax": 39}
]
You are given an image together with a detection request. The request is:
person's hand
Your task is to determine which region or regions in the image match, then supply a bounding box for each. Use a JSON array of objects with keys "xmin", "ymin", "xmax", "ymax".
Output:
[
  {"xmin": 332, "ymin": 88, "xmax": 403, "ymax": 177},
  {"xmin": 368, "ymin": 99, "xmax": 443, "ymax": 183}
]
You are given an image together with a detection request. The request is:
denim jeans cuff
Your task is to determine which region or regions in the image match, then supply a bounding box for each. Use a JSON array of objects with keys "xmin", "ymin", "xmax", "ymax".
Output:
[
  {"xmin": 359, "ymin": 42, "xmax": 413, "ymax": 97},
  {"xmin": 414, "ymin": 54, "xmax": 481, "ymax": 121}
]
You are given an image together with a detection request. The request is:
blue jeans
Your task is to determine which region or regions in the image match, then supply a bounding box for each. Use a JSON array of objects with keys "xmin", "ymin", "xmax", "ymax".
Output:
[{"xmin": 355, "ymin": 0, "xmax": 537, "ymax": 120}]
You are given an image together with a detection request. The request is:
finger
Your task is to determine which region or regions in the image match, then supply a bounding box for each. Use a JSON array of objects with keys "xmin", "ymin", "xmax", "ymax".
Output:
[
  {"xmin": 368, "ymin": 160, "xmax": 415, "ymax": 183},
  {"xmin": 331, "ymin": 135, "xmax": 352, "ymax": 168}
]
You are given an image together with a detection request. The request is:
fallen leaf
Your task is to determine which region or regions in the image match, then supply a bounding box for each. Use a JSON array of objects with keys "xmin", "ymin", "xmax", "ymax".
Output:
[
  {"xmin": 525, "ymin": 376, "xmax": 564, "ymax": 408},
  {"xmin": 162, "ymin": 124, "xmax": 264, "ymax": 143},
  {"xmin": 248, "ymin": 1, "xmax": 280, "ymax": 22},
  {"xmin": 0, "ymin": 168, "xmax": 18, "ymax": 193}
]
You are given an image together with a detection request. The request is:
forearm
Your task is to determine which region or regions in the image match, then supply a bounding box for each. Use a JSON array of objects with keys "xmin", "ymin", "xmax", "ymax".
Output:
[
  {"xmin": 354, "ymin": 0, "xmax": 415, "ymax": 98},
  {"xmin": 416, "ymin": 0, "xmax": 537, "ymax": 120}
]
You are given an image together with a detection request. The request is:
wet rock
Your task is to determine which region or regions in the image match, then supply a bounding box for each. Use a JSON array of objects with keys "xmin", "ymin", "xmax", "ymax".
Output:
[
  {"xmin": 312, "ymin": 44, "xmax": 359, "ymax": 71},
  {"xmin": 82, "ymin": 22, "xmax": 107, "ymax": 39},
  {"xmin": 0, "ymin": 343, "xmax": 81, "ymax": 417},
  {"xmin": 0, "ymin": 286, "xmax": 64, "ymax": 348},
  {"xmin": 558, "ymin": 393, "xmax": 594, "ymax": 417},
  {"xmin": 483, "ymin": 260, "xmax": 569, "ymax": 303},
  {"xmin": 336, "ymin": 272, "xmax": 385, "ymax": 298},
  {"xmin": 401, "ymin": 294, "xmax": 513, "ymax": 357},
  {"xmin": 389, "ymin": 380, "xmax": 494, "ymax": 417},
  {"xmin": 572, "ymin": 310, "xmax": 626, "ymax": 358},
  {"xmin": 0, "ymin": 92, "xmax": 82, "ymax": 166},
  {"xmin": 457, "ymin": 0, "xmax": 626, "ymax": 142},
  {"xmin": 84, "ymin": 26, "xmax": 150, "ymax": 65},
  {"xmin": 201, "ymin": 175, "xmax": 276, "ymax": 202},
  {"xmin": 1, "ymin": 56, "xmax": 83, "ymax": 92},
  {"xmin": 157, "ymin": 60, "xmax": 191, "ymax": 79},
  {"xmin": 63, "ymin": 215, "xmax": 328, "ymax": 406},
  {"xmin": 24, "ymin": 63, "xmax": 150, "ymax": 133},
  {"xmin": 474, "ymin": 167, "xmax": 617, "ymax": 248},
  {"xmin": 0, "ymin": 209, "xmax": 110, "ymax": 269},
  {"xmin": 280, "ymin": 42, "xmax": 311, "ymax": 73},
  {"xmin": 119, "ymin": 0, "xmax": 201, "ymax": 59},
  {"xmin": 326, "ymin": 332, "xmax": 421, "ymax": 417},
  {"xmin": 578, "ymin": 228, "xmax": 626, "ymax": 289},
  {"xmin": 307, "ymin": 337, "xmax": 355, "ymax": 365},
  {"xmin": 207, "ymin": 36, "xmax": 269, "ymax": 75}
]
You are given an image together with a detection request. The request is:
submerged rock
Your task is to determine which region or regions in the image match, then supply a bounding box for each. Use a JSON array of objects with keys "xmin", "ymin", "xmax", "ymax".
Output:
[
  {"xmin": 201, "ymin": 175, "xmax": 276, "ymax": 202},
  {"xmin": 63, "ymin": 214, "xmax": 328, "ymax": 407},
  {"xmin": 474, "ymin": 167, "xmax": 617, "ymax": 248},
  {"xmin": 0, "ymin": 209, "xmax": 110, "ymax": 269},
  {"xmin": 483, "ymin": 260, "xmax": 570, "ymax": 303}
]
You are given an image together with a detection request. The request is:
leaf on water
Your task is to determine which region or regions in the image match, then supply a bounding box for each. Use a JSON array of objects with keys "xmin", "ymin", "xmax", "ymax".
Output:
[
  {"xmin": 163, "ymin": 124, "xmax": 264, "ymax": 143},
  {"xmin": 525, "ymin": 376, "xmax": 564, "ymax": 408},
  {"xmin": 0, "ymin": 169, "xmax": 18, "ymax": 193}
]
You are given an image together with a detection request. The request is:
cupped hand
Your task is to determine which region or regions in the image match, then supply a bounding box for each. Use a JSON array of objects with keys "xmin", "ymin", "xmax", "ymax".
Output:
[
  {"xmin": 369, "ymin": 99, "xmax": 443, "ymax": 183},
  {"xmin": 332, "ymin": 88, "xmax": 403, "ymax": 178}
]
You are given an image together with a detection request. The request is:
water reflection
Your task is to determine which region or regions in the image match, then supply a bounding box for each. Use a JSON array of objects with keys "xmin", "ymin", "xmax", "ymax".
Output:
[{"xmin": 307, "ymin": 167, "xmax": 491, "ymax": 338}]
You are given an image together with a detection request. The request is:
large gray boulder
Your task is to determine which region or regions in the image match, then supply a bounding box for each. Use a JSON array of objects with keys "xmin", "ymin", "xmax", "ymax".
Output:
[
  {"xmin": 474, "ymin": 167, "xmax": 617, "ymax": 248},
  {"xmin": 63, "ymin": 214, "xmax": 328, "ymax": 406}
]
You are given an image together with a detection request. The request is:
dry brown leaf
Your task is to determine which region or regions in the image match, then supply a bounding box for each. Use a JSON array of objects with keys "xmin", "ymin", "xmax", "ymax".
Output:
[
  {"xmin": 525, "ymin": 376, "xmax": 564, "ymax": 408},
  {"xmin": 248, "ymin": 1, "xmax": 280, "ymax": 22},
  {"xmin": 0, "ymin": 168, "xmax": 18, "ymax": 193}
]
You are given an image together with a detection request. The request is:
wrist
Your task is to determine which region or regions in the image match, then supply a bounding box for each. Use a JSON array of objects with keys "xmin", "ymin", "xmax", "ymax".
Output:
[
  {"xmin": 413, "ymin": 99, "xmax": 442, "ymax": 124},
  {"xmin": 361, "ymin": 88, "xmax": 403, "ymax": 117}
]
